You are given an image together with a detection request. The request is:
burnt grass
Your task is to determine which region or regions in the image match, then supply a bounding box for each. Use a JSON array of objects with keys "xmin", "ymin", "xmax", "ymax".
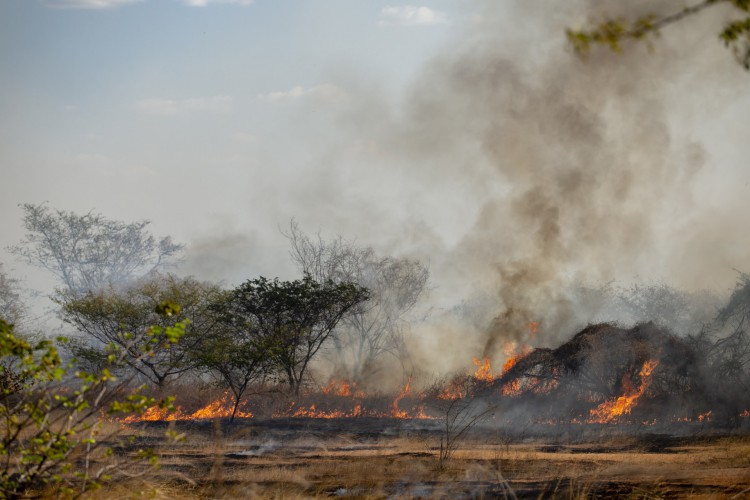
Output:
[
  {"xmin": 107, "ymin": 416, "xmax": 750, "ymax": 499},
  {"xmin": 101, "ymin": 323, "xmax": 750, "ymax": 497}
]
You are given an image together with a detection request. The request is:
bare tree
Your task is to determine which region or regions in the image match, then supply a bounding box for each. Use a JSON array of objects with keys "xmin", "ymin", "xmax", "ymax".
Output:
[
  {"xmin": 284, "ymin": 219, "xmax": 429, "ymax": 381},
  {"xmin": 0, "ymin": 264, "xmax": 25, "ymax": 325},
  {"xmin": 8, "ymin": 203, "xmax": 182, "ymax": 296}
]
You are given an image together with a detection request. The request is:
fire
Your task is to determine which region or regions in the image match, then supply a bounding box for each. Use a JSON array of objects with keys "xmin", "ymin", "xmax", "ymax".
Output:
[
  {"xmin": 588, "ymin": 360, "xmax": 659, "ymax": 424},
  {"xmin": 321, "ymin": 379, "xmax": 365, "ymax": 398},
  {"xmin": 287, "ymin": 403, "xmax": 364, "ymax": 419},
  {"xmin": 472, "ymin": 358, "xmax": 494, "ymax": 382},
  {"xmin": 121, "ymin": 392, "xmax": 252, "ymax": 423},
  {"xmin": 697, "ymin": 410, "xmax": 712, "ymax": 423},
  {"xmin": 189, "ymin": 393, "xmax": 253, "ymax": 419},
  {"xmin": 392, "ymin": 379, "xmax": 412, "ymax": 418},
  {"xmin": 121, "ymin": 404, "xmax": 178, "ymax": 424},
  {"xmin": 501, "ymin": 378, "xmax": 522, "ymax": 397},
  {"xmin": 437, "ymin": 381, "xmax": 466, "ymax": 400},
  {"xmin": 501, "ymin": 342, "xmax": 532, "ymax": 374}
]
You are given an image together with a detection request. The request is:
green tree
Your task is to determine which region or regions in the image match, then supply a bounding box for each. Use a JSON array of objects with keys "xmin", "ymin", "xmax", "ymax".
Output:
[
  {"xmin": 0, "ymin": 313, "xmax": 183, "ymax": 498},
  {"xmin": 567, "ymin": 0, "xmax": 750, "ymax": 69},
  {"xmin": 8, "ymin": 203, "xmax": 182, "ymax": 296},
  {"xmin": 59, "ymin": 273, "xmax": 223, "ymax": 388},
  {"xmin": 221, "ymin": 276, "xmax": 369, "ymax": 395},
  {"xmin": 193, "ymin": 303, "xmax": 271, "ymax": 422}
]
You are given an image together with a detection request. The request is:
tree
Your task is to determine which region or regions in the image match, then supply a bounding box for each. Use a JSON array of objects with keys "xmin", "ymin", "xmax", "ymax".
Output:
[
  {"xmin": 285, "ymin": 220, "xmax": 429, "ymax": 381},
  {"xmin": 221, "ymin": 276, "xmax": 369, "ymax": 395},
  {"xmin": 0, "ymin": 264, "xmax": 25, "ymax": 326},
  {"xmin": 193, "ymin": 296, "xmax": 271, "ymax": 422},
  {"xmin": 0, "ymin": 315, "xmax": 183, "ymax": 497},
  {"xmin": 8, "ymin": 203, "xmax": 183, "ymax": 296},
  {"xmin": 567, "ymin": 0, "xmax": 750, "ymax": 70},
  {"xmin": 59, "ymin": 273, "xmax": 223, "ymax": 388}
]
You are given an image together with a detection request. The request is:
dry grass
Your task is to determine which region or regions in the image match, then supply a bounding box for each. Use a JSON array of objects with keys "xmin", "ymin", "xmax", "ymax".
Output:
[{"xmin": 83, "ymin": 419, "xmax": 750, "ymax": 499}]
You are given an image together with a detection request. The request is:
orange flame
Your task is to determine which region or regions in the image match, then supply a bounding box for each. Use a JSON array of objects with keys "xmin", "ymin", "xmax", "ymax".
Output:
[
  {"xmin": 321, "ymin": 379, "xmax": 366, "ymax": 398},
  {"xmin": 437, "ymin": 381, "xmax": 466, "ymax": 400},
  {"xmin": 121, "ymin": 405, "xmax": 178, "ymax": 424},
  {"xmin": 588, "ymin": 360, "xmax": 659, "ymax": 424},
  {"xmin": 697, "ymin": 410, "xmax": 712, "ymax": 423},
  {"xmin": 121, "ymin": 392, "xmax": 253, "ymax": 423},
  {"xmin": 472, "ymin": 358, "xmax": 494, "ymax": 382},
  {"xmin": 392, "ymin": 379, "xmax": 412, "ymax": 418},
  {"xmin": 189, "ymin": 393, "xmax": 253, "ymax": 420}
]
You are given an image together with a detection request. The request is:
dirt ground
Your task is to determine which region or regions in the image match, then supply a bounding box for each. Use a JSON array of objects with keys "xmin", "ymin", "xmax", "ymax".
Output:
[{"xmin": 102, "ymin": 418, "xmax": 750, "ymax": 499}]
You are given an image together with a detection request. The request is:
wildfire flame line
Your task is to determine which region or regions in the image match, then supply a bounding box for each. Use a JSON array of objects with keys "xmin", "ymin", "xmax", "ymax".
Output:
[{"xmin": 588, "ymin": 360, "xmax": 659, "ymax": 424}]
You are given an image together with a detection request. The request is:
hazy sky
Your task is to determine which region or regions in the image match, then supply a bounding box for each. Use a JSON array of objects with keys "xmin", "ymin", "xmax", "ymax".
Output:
[
  {"xmin": 0, "ymin": 0, "xmax": 464, "ymax": 284},
  {"xmin": 2, "ymin": 0, "xmax": 749, "ymax": 350}
]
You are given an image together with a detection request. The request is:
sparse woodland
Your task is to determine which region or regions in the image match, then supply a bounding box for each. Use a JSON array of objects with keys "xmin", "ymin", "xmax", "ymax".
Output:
[{"xmin": 2, "ymin": 204, "xmax": 750, "ymax": 497}]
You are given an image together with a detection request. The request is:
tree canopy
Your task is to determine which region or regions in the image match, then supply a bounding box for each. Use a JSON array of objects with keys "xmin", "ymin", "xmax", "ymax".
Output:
[
  {"xmin": 219, "ymin": 275, "xmax": 370, "ymax": 394},
  {"xmin": 8, "ymin": 203, "xmax": 183, "ymax": 296}
]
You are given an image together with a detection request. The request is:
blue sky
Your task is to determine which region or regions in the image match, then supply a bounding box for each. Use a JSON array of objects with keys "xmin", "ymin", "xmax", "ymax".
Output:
[{"xmin": 2, "ymin": 0, "xmax": 750, "ymax": 349}]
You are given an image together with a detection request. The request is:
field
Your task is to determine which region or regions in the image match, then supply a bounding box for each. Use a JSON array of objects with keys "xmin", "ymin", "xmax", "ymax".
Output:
[{"xmin": 101, "ymin": 418, "xmax": 750, "ymax": 499}]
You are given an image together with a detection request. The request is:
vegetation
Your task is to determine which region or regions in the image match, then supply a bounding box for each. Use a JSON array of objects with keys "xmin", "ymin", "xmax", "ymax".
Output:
[
  {"xmin": 0, "ymin": 311, "xmax": 183, "ymax": 498},
  {"xmin": 567, "ymin": 0, "xmax": 750, "ymax": 69},
  {"xmin": 58, "ymin": 274, "xmax": 221, "ymax": 388},
  {"xmin": 8, "ymin": 203, "xmax": 182, "ymax": 296},
  {"xmin": 0, "ymin": 265, "xmax": 25, "ymax": 328},
  {"xmin": 217, "ymin": 275, "xmax": 370, "ymax": 395},
  {"xmin": 285, "ymin": 219, "xmax": 429, "ymax": 381}
]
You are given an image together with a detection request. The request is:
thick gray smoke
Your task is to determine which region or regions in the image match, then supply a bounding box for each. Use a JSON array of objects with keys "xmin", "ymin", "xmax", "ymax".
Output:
[
  {"xmin": 177, "ymin": 1, "xmax": 748, "ymax": 380},
  {"xmin": 370, "ymin": 0, "xmax": 748, "ymax": 363}
]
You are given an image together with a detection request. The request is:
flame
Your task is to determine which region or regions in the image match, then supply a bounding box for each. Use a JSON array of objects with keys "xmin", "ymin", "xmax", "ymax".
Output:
[
  {"xmin": 121, "ymin": 392, "xmax": 253, "ymax": 423},
  {"xmin": 501, "ymin": 378, "xmax": 522, "ymax": 397},
  {"xmin": 321, "ymin": 379, "xmax": 365, "ymax": 398},
  {"xmin": 288, "ymin": 403, "xmax": 364, "ymax": 419},
  {"xmin": 501, "ymin": 343, "xmax": 532, "ymax": 374},
  {"xmin": 740, "ymin": 409, "xmax": 750, "ymax": 418},
  {"xmin": 472, "ymin": 358, "xmax": 494, "ymax": 382},
  {"xmin": 189, "ymin": 393, "xmax": 253, "ymax": 419},
  {"xmin": 437, "ymin": 381, "xmax": 466, "ymax": 400},
  {"xmin": 588, "ymin": 360, "xmax": 659, "ymax": 424},
  {"xmin": 697, "ymin": 410, "xmax": 712, "ymax": 423},
  {"xmin": 121, "ymin": 404, "xmax": 179, "ymax": 424},
  {"xmin": 391, "ymin": 379, "xmax": 412, "ymax": 418}
]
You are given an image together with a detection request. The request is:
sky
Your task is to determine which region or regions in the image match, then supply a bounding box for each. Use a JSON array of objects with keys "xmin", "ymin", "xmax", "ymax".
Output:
[
  {"xmin": 2, "ymin": 0, "xmax": 750, "ymax": 364},
  {"xmin": 0, "ymin": 0, "xmax": 463, "ymax": 283}
]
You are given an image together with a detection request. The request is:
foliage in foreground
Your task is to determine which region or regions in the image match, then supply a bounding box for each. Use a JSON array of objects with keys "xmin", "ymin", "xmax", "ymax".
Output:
[
  {"xmin": 0, "ymin": 310, "xmax": 184, "ymax": 498},
  {"xmin": 567, "ymin": 0, "xmax": 750, "ymax": 70}
]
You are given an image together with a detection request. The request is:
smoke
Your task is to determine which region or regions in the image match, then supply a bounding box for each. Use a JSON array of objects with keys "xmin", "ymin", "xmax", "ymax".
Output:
[
  {"xmin": 173, "ymin": 1, "xmax": 748, "ymax": 381},
  {"xmin": 349, "ymin": 0, "xmax": 748, "ymax": 361}
]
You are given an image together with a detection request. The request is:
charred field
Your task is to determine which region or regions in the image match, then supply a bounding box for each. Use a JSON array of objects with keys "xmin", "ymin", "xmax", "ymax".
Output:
[
  {"xmin": 110, "ymin": 417, "xmax": 750, "ymax": 499},
  {"xmin": 106, "ymin": 322, "xmax": 750, "ymax": 499}
]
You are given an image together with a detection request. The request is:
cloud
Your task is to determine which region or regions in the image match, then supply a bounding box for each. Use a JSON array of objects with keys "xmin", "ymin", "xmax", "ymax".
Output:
[
  {"xmin": 256, "ymin": 84, "xmax": 346, "ymax": 104},
  {"xmin": 181, "ymin": 0, "xmax": 253, "ymax": 6},
  {"xmin": 135, "ymin": 96, "xmax": 233, "ymax": 116},
  {"xmin": 43, "ymin": 0, "xmax": 143, "ymax": 8},
  {"xmin": 379, "ymin": 5, "xmax": 448, "ymax": 26}
]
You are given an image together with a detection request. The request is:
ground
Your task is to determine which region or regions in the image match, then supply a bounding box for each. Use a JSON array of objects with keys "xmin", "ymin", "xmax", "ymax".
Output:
[{"xmin": 96, "ymin": 418, "xmax": 750, "ymax": 499}]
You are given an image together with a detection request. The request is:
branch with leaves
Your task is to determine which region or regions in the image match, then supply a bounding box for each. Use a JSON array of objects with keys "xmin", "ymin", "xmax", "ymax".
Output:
[
  {"xmin": 0, "ymin": 302, "xmax": 184, "ymax": 498},
  {"xmin": 567, "ymin": 0, "xmax": 750, "ymax": 69}
]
